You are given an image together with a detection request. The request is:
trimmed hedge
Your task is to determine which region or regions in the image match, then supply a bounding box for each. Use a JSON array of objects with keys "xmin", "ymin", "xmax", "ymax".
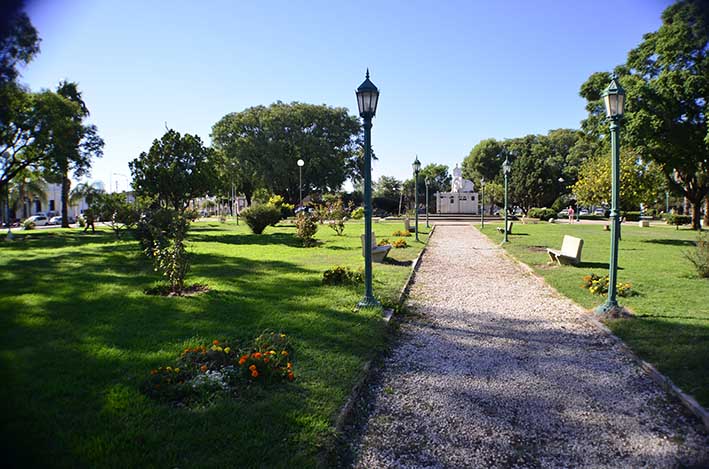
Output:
[
  {"xmin": 528, "ymin": 207, "xmax": 556, "ymax": 221},
  {"xmin": 663, "ymin": 213, "xmax": 692, "ymax": 226},
  {"xmin": 242, "ymin": 205, "xmax": 282, "ymax": 234}
]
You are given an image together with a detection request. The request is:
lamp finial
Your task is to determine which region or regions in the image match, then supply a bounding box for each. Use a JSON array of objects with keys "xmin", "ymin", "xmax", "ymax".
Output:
[{"xmin": 366, "ymin": 68, "xmax": 370, "ymax": 79}]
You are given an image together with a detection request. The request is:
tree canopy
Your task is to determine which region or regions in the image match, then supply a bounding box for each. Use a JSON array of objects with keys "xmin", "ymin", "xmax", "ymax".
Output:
[
  {"xmin": 129, "ymin": 129, "xmax": 216, "ymax": 211},
  {"xmin": 211, "ymin": 102, "xmax": 361, "ymax": 203}
]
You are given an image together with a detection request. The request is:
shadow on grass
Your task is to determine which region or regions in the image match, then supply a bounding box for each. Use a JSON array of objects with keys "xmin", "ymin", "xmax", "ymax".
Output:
[
  {"xmin": 383, "ymin": 258, "xmax": 413, "ymax": 267},
  {"xmin": 641, "ymin": 239, "xmax": 697, "ymax": 247},
  {"xmin": 188, "ymin": 232, "xmax": 302, "ymax": 247}
]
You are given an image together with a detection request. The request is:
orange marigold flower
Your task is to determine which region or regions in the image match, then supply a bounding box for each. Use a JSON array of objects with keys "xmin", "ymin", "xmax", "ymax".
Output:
[
  {"xmin": 200, "ymin": 365, "xmax": 208, "ymax": 372},
  {"xmin": 248, "ymin": 364, "xmax": 257, "ymax": 371},
  {"xmin": 251, "ymin": 370, "xmax": 259, "ymax": 377},
  {"xmin": 213, "ymin": 340, "xmax": 220, "ymax": 345},
  {"xmin": 264, "ymin": 357, "xmax": 270, "ymax": 364},
  {"xmin": 238, "ymin": 357, "xmax": 247, "ymax": 365},
  {"xmin": 287, "ymin": 362, "xmax": 292, "ymax": 369},
  {"xmin": 252, "ymin": 352, "xmax": 262, "ymax": 359}
]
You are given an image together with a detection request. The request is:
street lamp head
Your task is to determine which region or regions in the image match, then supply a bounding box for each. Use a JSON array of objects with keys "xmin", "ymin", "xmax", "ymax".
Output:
[
  {"xmin": 356, "ymin": 69, "xmax": 379, "ymax": 118},
  {"xmin": 558, "ymin": 177, "xmax": 564, "ymax": 183},
  {"xmin": 602, "ymin": 73, "xmax": 625, "ymax": 119},
  {"xmin": 297, "ymin": 159, "xmax": 304, "ymax": 167},
  {"xmin": 502, "ymin": 158, "xmax": 511, "ymax": 175},
  {"xmin": 412, "ymin": 155, "xmax": 421, "ymax": 175}
]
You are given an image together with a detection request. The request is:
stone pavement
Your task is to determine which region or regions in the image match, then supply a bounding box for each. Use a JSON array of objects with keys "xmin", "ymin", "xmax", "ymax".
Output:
[{"xmin": 350, "ymin": 224, "xmax": 708, "ymax": 468}]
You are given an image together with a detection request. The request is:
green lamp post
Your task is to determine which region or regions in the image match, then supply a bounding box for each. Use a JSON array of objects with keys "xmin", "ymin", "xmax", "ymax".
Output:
[
  {"xmin": 355, "ymin": 69, "xmax": 380, "ymax": 308},
  {"xmin": 412, "ymin": 156, "xmax": 421, "ymax": 242},
  {"xmin": 480, "ymin": 176, "xmax": 485, "ymax": 229},
  {"xmin": 424, "ymin": 177, "xmax": 430, "ymax": 228},
  {"xmin": 502, "ymin": 157, "xmax": 511, "ymax": 243},
  {"xmin": 297, "ymin": 159, "xmax": 304, "ymax": 208},
  {"xmin": 595, "ymin": 73, "xmax": 625, "ymax": 316}
]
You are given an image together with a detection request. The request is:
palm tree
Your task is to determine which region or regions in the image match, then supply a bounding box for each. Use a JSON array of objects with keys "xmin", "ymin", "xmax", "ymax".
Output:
[
  {"xmin": 70, "ymin": 181, "xmax": 103, "ymax": 208},
  {"xmin": 7, "ymin": 170, "xmax": 47, "ymax": 219}
]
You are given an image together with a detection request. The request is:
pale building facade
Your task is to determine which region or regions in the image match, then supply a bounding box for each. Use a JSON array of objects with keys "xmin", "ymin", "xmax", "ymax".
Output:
[{"xmin": 435, "ymin": 164, "xmax": 479, "ymax": 214}]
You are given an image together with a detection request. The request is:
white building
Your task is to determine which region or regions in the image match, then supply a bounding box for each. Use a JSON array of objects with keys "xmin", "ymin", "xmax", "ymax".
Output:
[{"xmin": 436, "ymin": 164, "xmax": 479, "ymax": 214}]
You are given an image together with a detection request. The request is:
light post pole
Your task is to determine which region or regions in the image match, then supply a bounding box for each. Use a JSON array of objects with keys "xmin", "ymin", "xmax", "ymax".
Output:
[
  {"xmin": 297, "ymin": 159, "xmax": 304, "ymax": 207},
  {"xmin": 412, "ymin": 156, "xmax": 421, "ymax": 242},
  {"xmin": 595, "ymin": 74, "xmax": 625, "ymax": 316},
  {"xmin": 480, "ymin": 176, "xmax": 485, "ymax": 229},
  {"xmin": 356, "ymin": 69, "xmax": 380, "ymax": 308},
  {"xmin": 665, "ymin": 191, "xmax": 669, "ymax": 214},
  {"xmin": 424, "ymin": 177, "xmax": 430, "ymax": 228},
  {"xmin": 502, "ymin": 157, "xmax": 511, "ymax": 243}
]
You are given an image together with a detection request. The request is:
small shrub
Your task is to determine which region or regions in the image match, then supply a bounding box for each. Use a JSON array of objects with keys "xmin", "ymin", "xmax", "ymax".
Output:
[
  {"xmin": 21, "ymin": 219, "xmax": 35, "ymax": 230},
  {"xmin": 622, "ymin": 211, "xmax": 642, "ymax": 222},
  {"xmin": 392, "ymin": 230, "xmax": 411, "ymax": 237},
  {"xmin": 684, "ymin": 233, "xmax": 709, "ymax": 278},
  {"xmin": 268, "ymin": 195, "xmax": 295, "ymax": 219},
  {"xmin": 322, "ymin": 265, "xmax": 364, "ymax": 285},
  {"xmin": 528, "ymin": 207, "xmax": 556, "ymax": 220},
  {"xmin": 351, "ymin": 207, "xmax": 364, "ymax": 219},
  {"xmin": 295, "ymin": 212, "xmax": 318, "ymax": 247},
  {"xmin": 324, "ymin": 197, "xmax": 348, "ymax": 235},
  {"xmin": 663, "ymin": 213, "xmax": 692, "ymax": 228},
  {"xmin": 377, "ymin": 238, "xmax": 390, "ymax": 246},
  {"xmin": 580, "ymin": 273, "xmax": 635, "ymax": 297},
  {"xmin": 242, "ymin": 205, "xmax": 282, "ymax": 234},
  {"xmin": 392, "ymin": 238, "xmax": 408, "ymax": 248}
]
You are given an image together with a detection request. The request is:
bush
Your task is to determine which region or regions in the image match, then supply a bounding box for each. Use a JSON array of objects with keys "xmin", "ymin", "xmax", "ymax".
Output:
[
  {"xmin": 377, "ymin": 238, "xmax": 390, "ymax": 246},
  {"xmin": 351, "ymin": 206, "xmax": 364, "ymax": 220},
  {"xmin": 268, "ymin": 195, "xmax": 295, "ymax": 219},
  {"xmin": 325, "ymin": 198, "xmax": 348, "ymax": 236},
  {"xmin": 322, "ymin": 265, "xmax": 364, "ymax": 285},
  {"xmin": 92, "ymin": 192, "xmax": 140, "ymax": 239},
  {"xmin": 622, "ymin": 211, "xmax": 642, "ymax": 222},
  {"xmin": 372, "ymin": 196, "xmax": 399, "ymax": 215},
  {"xmin": 21, "ymin": 219, "xmax": 35, "ymax": 230},
  {"xmin": 528, "ymin": 208, "xmax": 556, "ymax": 220},
  {"xmin": 242, "ymin": 205, "xmax": 282, "ymax": 234},
  {"xmin": 684, "ymin": 233, "xmax": 709, "ymax": 278},
  {"xmin": 663, "ymin": 213, "xmax": 692, "ymax": 227},
  {"xmin": 392, "ymin": 238, "xmax": 408, "ymax": 248},
  {"xmin": 295, "ymin": 212, "xmax": 318, "ymax": 247},
  {"xmin": 137, "ymin": 208, "xmax": 195, "ymax": 294}
]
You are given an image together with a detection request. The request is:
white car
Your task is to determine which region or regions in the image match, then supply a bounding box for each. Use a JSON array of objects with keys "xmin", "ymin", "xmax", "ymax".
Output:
[
  {"xmin": 26, "ymin": 215, "xmax": 49, "ymax": 226},
  {"xmin": 49, "ymin": 215, "xmax": 76, "ymax": 225}
]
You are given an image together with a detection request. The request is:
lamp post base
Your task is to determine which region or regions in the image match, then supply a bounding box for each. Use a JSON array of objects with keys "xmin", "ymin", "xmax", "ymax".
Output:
[
  {"xmin": 594, "ymin": 300, "xmax": 626, "ymax": 318},
  {"xmin": 357, "ymin": 296, "xmax": 381, "ymax": 309}
]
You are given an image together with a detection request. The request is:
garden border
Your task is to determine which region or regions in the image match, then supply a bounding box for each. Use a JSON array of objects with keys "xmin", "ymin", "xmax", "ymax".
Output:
[
  {"xmin": 319, "ymin": 224, "xmax": 437, "ymax": 467},
  {"xmin": 488, "ymin": 225, "xmax": 709, "ymax": 431}
]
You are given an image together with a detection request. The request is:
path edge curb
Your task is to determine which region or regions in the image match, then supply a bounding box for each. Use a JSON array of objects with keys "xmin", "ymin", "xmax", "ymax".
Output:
[
  {"xmin": 318, "ymin": 224, "xmax": 437, "ymax": 467},
  {"xmin": 482, "ymin": 224, "xmax": 709, "ymax": 432}
]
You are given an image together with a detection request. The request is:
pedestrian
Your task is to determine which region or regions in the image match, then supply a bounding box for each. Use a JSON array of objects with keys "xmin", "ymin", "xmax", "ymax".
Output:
[{"xmin": 568, "ymin": 206, "xmax": 575, "ymax": 223}]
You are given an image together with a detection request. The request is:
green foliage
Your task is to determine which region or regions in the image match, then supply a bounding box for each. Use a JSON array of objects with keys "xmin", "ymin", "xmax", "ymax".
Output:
[
  {"xmin": 392, "ymin": 230, "xmax": 411, "ymax": 237},
  {"xmin": 241, "ymin": 204, "xmax": 282, "ymax": 234},
  {"xmin": 267, "ymin": 194, "xmax": 295, "ymax": 219},
  {"xmin": 663, "ymin": 213, "xmax": 692, "ymax": 226},
  {"xmin": 21, "ymin": 218, "xmax": 35, "ymax": 230},
  {"xmin": 325, "ymin": 197, "xmax": 348, "ymax": 236},
  {"xmin": 684, "ymin": 233, "xmax": 709, "ymax": 278},
  {"xmin": 351, "ymin": 206, "xmax": 364, "ymax": 219},
  {"xmin": 374, "ymin": 175, "xmax": 402, "ymax": 199},
  {"xmin": 295, "ymin": 211, "xmax": 318, "ymax": 246},
  {"xmin": 129, "ymin": 129, "xmax": 215, "ymax": 211},
  {"xmin": 91, "ymin": 192, "xmax": 139, "ymax": 238},
  {"xmin": 322, "ymin": 266, "xmax": 363, "ymax": 285},
  {"xmin": 377, "ymin": 238, "xmax": 390, "ymax": 246},
  {"xmin": 137, "ymin": 208, "xmax": 195, "ymax": 294},
  {"xmin": 527, "ymin": 208, "xmax": 557, "ymax": 220},
  {"xmin": 463, "ymin": 138, "xmax": 504, "ymax": 182},
  {"xmin": 211, "ymin": 102, "xmax": 361, "ymax": 202}
]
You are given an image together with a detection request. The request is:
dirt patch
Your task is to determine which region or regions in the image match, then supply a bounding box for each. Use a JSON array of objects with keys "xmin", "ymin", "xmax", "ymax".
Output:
[{"xmin": 144, "ymin": 283, "xmax": 210, "ymax": 297}]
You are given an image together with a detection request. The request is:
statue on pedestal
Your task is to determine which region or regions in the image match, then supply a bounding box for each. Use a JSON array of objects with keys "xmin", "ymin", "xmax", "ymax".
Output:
[{"xmin": 451, "ymin": 164, "xmax": 475, "ymax": 192}]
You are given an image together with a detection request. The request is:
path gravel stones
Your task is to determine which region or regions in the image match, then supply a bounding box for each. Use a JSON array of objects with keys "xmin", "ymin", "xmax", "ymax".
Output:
[{"xmin": 350, "ymin": 224, "xmax": 708, "ymax": 468}]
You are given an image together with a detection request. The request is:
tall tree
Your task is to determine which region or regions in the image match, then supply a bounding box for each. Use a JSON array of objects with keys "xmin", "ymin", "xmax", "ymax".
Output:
[
  {"xmin": 0, "ymin": 0, "xmax": 40, "ymax": 84},
  {"xmin": 129, "ymin": 129, "xmax": 215, "ymax": 211},
  {"xmin": 580, "ymin": 0, "xmax": 709, "ymax": 229},
  {"xmin": 43, "ymin": 81, "xmax": 104, "ymax": 227},
  {"xmin": 374, "ymin": 175, "xmax": 402, "ymax": 199},
  {"xmin": 212, "ymin": 102, "xmax": 361, "ymax": 203},
  {"xmin": 462, "ymin": 138, "xmax": 503, "ymax": 183}
]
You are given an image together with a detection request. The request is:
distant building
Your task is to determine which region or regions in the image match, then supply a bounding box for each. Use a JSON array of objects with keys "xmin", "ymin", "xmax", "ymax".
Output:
[{"xmin": 436, "ymin": 164, "xmax": 479, "ymax": 214}]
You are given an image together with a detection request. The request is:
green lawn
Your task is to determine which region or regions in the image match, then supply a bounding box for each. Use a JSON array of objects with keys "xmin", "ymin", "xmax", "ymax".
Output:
[
  {"xmin": 478, "ymin": 221, "xmax": 709, "ymax": 408},
  {"xmin": 0, "ymin": 220, "xmax": 428, "ymax": 468}
]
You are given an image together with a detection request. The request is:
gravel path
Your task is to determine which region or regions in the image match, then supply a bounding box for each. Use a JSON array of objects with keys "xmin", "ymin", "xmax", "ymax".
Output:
[{"xmin": 351, "ymin": 224, "xmax": 709, "ymax": 468}]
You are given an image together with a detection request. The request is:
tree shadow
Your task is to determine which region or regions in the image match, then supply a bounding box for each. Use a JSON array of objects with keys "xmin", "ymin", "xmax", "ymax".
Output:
[
  {"xmin": 641, "ymin": 239, "xmax": 697, "ymax": 247},
  {"xmin": 188, "ymin": 232, "xmax": 302, "ymax": 247},
  {"xmin": 383, "ymin": 258, "xmax": 413, "ymax": 267}
]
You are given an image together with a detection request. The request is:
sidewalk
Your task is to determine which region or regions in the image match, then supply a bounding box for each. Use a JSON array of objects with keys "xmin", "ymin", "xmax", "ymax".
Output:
[{"xmin": 350, "ymin": 224, "xmax": 708, "ymax": 468}]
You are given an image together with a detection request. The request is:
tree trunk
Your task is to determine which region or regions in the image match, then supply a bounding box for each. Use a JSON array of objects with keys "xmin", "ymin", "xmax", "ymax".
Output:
[
  {"xmin": 61, "ymin": 173, "xmax": 70, "ymax": 228},
  {"xmin": 704, "ymin": 196, "xmax": 709, "ymax": 228},
  {"xmin": 691, "ymin": 200, "xmax": 702, "ymax": 230}
]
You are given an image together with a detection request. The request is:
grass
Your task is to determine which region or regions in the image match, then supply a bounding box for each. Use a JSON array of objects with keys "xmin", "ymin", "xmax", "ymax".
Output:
[
  {"xmin": 478, "ymin": 221, "xmax": 709, "ymax": 408},
  {"xmin": 0, "ymin": 220, "xmax": 428, "ymax": 468}
]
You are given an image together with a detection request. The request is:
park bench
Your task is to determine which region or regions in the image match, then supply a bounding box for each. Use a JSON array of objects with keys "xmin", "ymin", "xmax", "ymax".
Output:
[
  {"xmin": 496, "ymin": 221, "xmax": 513, "ymax": 234},
  {"xmin": 547, "ymin": 235, "xmax": 584, "ymax": 266},
  {"xmin": 361, "ymin": 233, "xmax": 391, "ymax": 263}
]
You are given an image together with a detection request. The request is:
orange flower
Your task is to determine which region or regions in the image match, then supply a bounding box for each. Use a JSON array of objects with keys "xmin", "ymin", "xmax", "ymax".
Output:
[
  {"xmin": 287, "ymin": 372, "xmax": 294, "ymax": 381},
  {"xmin": 251, "ymin": 370, "xmax": 259, "ymax": 378},
  {"xmin": 213, "ymin": 340, "xmax": 220, "ymax": 345},
  {"xmin": 150, "ymin": 369, "xmax": 158, "ymax": 375},
  {"xmin": 248, "ymin": 364, "xmax": 257, "ymax": 371},
  {"xmin": 200, "ymin": 365, "xmax": 208, "ymax": 372},
  {"xmin": 287, "ymin": 362, "xmax": 292, "ymax": 369},
  {"xmin": 281, "ymin": 350, "xmax": 288, "ymax": 356},
  {"xmin": 252, "ymin": 352, "xmax": 262, "ymax": 359},
  {"xmin": 264, "ymin": 357, "xmax": 270, "ymax": 364},
  {"xmin": 238, "ymin": 357, "xmax": 247, "ymax": 365}
]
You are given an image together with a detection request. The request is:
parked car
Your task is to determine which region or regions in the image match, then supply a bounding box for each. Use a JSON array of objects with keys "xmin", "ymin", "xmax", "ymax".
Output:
[
  {"xmin": 557, "ymin": 209, "xmax": 569, "ymax": 218},
  {"xmin": 579, "ymin": 209, "xmax": 589, "ymax": 216},
  {"xmin": 49, "ymin": 215, "xmax": 76, "ymax": 225},
  {"xmin": 26, "ymin": 215, "xmax": 48, "ymax": 226},
  {"xmin": 594, "ymin": 208, "xmax": 606, "ymax": 216}
]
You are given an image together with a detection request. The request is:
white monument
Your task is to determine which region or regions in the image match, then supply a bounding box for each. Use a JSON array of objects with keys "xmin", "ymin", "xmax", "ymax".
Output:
[{"xmin": 436, "ymin": 164, "xmax": 479, "ymax": 214}]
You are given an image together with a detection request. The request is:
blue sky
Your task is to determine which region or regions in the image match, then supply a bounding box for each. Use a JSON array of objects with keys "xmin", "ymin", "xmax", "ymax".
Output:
[{"xmin": 21, "ymin": 0, "xmax": 672, "ymax": 191}]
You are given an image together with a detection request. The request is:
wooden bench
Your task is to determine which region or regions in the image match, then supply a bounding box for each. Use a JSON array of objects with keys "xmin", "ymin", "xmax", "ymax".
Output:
[
  {"xmin": 496, "ymin": 221, "xmax": 513, "ymax": 234},
  {"xmin": 361, "ymin": 233, "xmax": 391, "ymax": 263},
  {"xmin": 547, "ymin": 235, "xmax": 584, "ymax": 265}
]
